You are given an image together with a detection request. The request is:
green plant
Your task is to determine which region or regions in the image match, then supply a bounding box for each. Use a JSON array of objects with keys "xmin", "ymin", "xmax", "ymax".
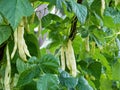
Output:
[{"xmin": 0, "ymin": 0, "xmax": 120, "ymax": 90}]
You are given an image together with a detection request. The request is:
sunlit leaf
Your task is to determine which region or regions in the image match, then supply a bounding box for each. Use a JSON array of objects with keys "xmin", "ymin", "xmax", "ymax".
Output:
[{"xmin": 100, "ymin": 74, "xmax": 112, "ymax": 90}]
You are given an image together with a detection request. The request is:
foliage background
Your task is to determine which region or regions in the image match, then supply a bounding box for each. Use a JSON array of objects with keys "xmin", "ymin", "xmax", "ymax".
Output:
[{"xmin": 0, "ymin": 0, "xmax": 120, "ymax": 90}]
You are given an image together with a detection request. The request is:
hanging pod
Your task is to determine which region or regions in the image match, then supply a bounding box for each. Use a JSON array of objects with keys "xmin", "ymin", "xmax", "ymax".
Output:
[
  {"xmin": 66, "ymin": 39, "xmax": 78, "ymax": 77},
  {"xmin": 11, "ymin": 19, "xmax": 31, "ymax": 61},
  {"xmin": 60, "ymin": 46, "xmax": 65, "ymax": 70}
]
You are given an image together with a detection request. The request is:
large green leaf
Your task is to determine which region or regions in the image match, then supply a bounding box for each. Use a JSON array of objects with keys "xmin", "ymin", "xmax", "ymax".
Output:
[
  {"xmin": 59, "ymin": 71, "xmax": 78, "ymax": 88},
  {"xmin": 112, "ymin": 61, "xmax": 120, "ymax": 81},
  {"xmin": 0, "ymin": 0, "xmax": 34, "ymax": 29},
  {"xmin": 77, "ymin": 76, "xmax": 93, "ymax": 90},
  {"xmin": 17, "ymin": 65, "xmax": 40, "ymax": 87},
  {"xmin": 0, "ymin": 25, "xmax": 11, "ymax": 45},
  {"xmin": 37, "ymin": 74, "xmax": 59, "ymax": 90},
  {"xmin": 70, "ymin": 0, "xmax": 87, "ymax": 24},
  {"xmin": 39, "ymin": 54, "xmax": 60, "ymax": 73}
]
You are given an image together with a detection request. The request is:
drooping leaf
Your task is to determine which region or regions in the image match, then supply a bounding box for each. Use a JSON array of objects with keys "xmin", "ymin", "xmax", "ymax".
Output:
[
  {"xmin": 39, "ymin": 54, "xmax": 60, "ymax": 73},
  {"xmin": 0, "ymin": 0, "xmax": 34, "ymax": 29},
  {"xmin": 70, "ymin": 0, "xmax": 87, "ymax": 24},
  {"xmin": 37, "ymin": 74, "xmax": 59, "ymax": 90},
  {"xmin": 0, "ymin": 25, "xmax": 12, "ymax": 45},
  {"xmin": 77, "ymin": 76, "xmax": 93, "ymax": 90},
  {"xmin": 59, "ymin": 71, "xmax": 78, "ymax": 88},
  {"xmin": 17, "ymin": 65, "xmax": 40, "ymax": 87}
]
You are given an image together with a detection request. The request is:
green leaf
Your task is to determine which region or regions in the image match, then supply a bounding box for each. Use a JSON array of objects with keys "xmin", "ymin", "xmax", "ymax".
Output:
[
  {"xmin": 103, "ymin": 16, "xmax": 115, "ymax": 29},
  {"xmin": 0, "ymin": 0, "xmax": 34, "ymax": 29},
  {"xmin": 16, "ymin": 58, "xmax": 28, "ymax": 74},
  {"xmin": 37, "ymin": 74, "xmax": 59, "ymax": 90},
  {"xmin": 21, "ymin": 81, "xmax": 37, "ymax": 90},
  {"xmin": 28, "ymin": 56, "xmax": 38, "ymax": 64},
  {"xmin": 93, "ymin": 49, "xmax": 112, "ymax": 79},
  {"xmin": 56, "ymin": 0, "xmax": 64, "ymax": 9},
  {"xmin": 39, "ymin": 54, "xmax": 60, "ymax": 73},
  {"xmin": 59, "ymin": 71, "xmax": 78, "ymax": 88},
  {"xmin": 0, "ymin": 14, "xmax": 3, "ymax": 24},
  {"xmin": 70, "ymin": 0, "xmax": 87, "ymax": 24},
  {"xmin": 91, "ymin": 0, "xmax": 102, "ymax": 16},
  {"xmin": 77, "ymin": 76, "xmax": 93, "ymax": 90},
  {"xmin": 0, "ymin": 25, "xmax": 11, "ymax": 45},
  {"xmin": 73, "ymin": 35, "xmax": 82, "ymax": 54},
  {"xmin": 100, "ymin": 74, "xmax": 112, "ymax": 90},
  {"xmin": 39, "ymin": 0, "xmax": 56, "ymax": 5},
  {"xmin": 24, "ymin": 33, "xmax": 40, "ymax": 57},
  {"xmin": 88, "ymin": 62, "xmax": 102, "ymax": 79},
  {"xmin": 104, "ymin": 7, "xmax": 120, "ymax": 28},
  {"xmin": 41, "ymin": 14, "xmax": 62, "ymax": 27},
  {"xmin": 112, "ymin": 61, "xmax": 120, "ymax": 81},
  {"xmin": 79, "ymin": 27, "xmax": 89, "ymax": 38},
  {"xmin": 17, "ymin": 65, "xmax": 40, "ymax": 87}
]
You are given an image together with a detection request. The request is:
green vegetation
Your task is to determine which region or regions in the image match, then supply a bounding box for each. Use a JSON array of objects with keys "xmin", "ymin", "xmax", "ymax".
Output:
[{"xmin": 0, "ymin": 0, "xmax": 120, "ymax": 90}]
